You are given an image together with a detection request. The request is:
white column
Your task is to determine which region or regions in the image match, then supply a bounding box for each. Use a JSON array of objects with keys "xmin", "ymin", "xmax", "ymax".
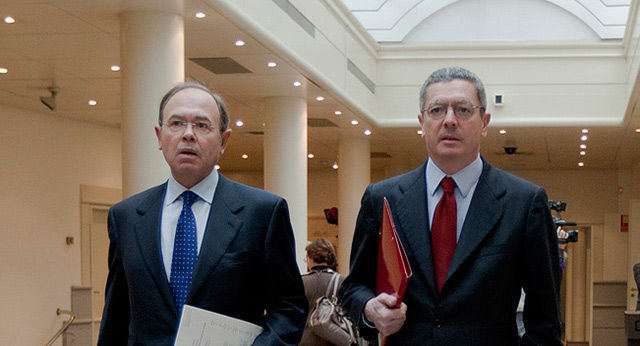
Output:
[
  {"xmin": 263, "ymin": 97, "xmax": 308, "ymax": 270},
  {"xmin": 120, "ymin": 11, "xmax": 184, "ymax": 197},
  {"xmin": 337, "ymin": 138, "xmax": 370, "ymax": 274}
]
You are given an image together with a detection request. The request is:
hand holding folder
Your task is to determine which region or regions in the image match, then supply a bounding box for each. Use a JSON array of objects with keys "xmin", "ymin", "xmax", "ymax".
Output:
[
  {"xmin": 375, "ymin": 198, "xmax": 412, "ymax": 345},
  {"xmin": 376, "ymin": 197, "xmax": 412, "ymax": 305}
]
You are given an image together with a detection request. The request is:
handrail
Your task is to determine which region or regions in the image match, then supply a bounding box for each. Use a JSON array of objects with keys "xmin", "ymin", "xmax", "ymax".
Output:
[{"xmin": 45, "ymin": 308, "xmax": 75, "ymax": 346}]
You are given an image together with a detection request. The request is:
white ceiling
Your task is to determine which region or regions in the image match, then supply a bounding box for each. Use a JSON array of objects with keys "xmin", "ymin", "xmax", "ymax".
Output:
[{"xmin": 1, "ymin": 0, "xmax": 640, "ymax": 174}]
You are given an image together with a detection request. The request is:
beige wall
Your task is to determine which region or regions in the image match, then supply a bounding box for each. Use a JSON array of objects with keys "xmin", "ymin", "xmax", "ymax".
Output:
[
  {"xmin": 0, "ymin": 105, "xmax": 121, "ymax": 346},
  {"xmin": 1, "ymin": 105, "xmax": 631, "ymax": 344}
]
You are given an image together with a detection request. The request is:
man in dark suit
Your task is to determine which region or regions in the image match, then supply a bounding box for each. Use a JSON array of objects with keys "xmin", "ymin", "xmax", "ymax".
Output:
[
  {"xmin": 339, "ymin": 67, "xmax": 562, "ymax": 345},
  {"xmin": 97, "ymin": 81, "xmax": 307, "ymax": 346}
]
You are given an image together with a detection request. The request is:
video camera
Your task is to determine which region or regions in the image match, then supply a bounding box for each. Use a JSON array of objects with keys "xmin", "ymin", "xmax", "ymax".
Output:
[{"xmin": 548, "ymin": 200, "xmax": 579, "ymax": 243}]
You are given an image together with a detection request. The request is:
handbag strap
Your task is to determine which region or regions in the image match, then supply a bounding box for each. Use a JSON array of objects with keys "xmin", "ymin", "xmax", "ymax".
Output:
[{"xmin": 324, "ymin": 272, "xmax": 340, "ymax": 299}]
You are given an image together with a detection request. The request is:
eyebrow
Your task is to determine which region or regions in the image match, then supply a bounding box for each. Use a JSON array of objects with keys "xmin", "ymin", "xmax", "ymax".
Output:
[
  {"xmin": 167, "ymin": 114, "xmax": 214, "ymax": 123},
  {"xmin": 427, "ymin": 98, "xmax": 473, "ymax": 106}
]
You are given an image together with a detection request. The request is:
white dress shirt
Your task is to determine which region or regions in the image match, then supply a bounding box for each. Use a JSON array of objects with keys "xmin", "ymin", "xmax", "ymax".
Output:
[
  {"xmin": 425, "ymin": 155, "xmax": 483, "ymax": 241},
  {"xmin": 160, "ymin": 169, "xmax": 219, "ymax": 280}
]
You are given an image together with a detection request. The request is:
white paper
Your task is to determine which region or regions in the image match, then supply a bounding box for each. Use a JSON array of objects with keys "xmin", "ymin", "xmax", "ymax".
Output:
[{"xmin": 174, "ymin": 305, "xmax": 264, "ymax": 346}]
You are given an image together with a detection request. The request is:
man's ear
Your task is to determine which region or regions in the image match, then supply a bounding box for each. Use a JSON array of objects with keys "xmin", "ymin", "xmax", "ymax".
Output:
[
  {"xmin": 481, "ymin": 113, "xmax": 491, "ymax": 137},
  {"xmin": 219, "ymin": 128, "xmax": 232, "ymax": 154},
  {"xmin": 154, "ymin": 125, "xmax": 163, "ymax": 150}
]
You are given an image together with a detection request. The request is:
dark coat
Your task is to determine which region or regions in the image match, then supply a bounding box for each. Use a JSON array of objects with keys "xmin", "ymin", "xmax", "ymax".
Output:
[
  {"xmin": 97, "ymin": 174, "xmax": 307, "ymax": 346},
  {"xmin": 339, "ymin": 159, "xmax": 562, "ymax": 346}
]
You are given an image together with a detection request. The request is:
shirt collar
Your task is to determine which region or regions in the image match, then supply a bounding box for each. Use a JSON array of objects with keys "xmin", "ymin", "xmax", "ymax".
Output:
[
  {"xmin": 165, "ymin": 169, "xmax": 219, "ymax": 206},
  {"xmin": 426, "ymin": 155, "xmax": 483, "ymax": 197}
]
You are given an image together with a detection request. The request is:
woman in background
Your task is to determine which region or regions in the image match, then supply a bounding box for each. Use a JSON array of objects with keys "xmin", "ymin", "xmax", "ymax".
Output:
[{"xmin": 300, "ymin": 238, "xmax": 345, "ymax": 346}]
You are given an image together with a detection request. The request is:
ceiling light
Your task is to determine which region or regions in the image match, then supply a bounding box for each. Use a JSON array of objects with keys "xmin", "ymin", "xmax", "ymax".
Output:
[
  {"xmin": 364, "ymin": 129, "xmax": 371, "ymax": 136},
  {"xmin": 293, "ymin": 81, "xmax": 301, "ymax": 87},
  {"xmin": 636, "ymin": 128, "xmax": 640, "ymax": 133},
  {"xmin": 332, "ymin": 163, "xmax": 338, "ymax": 169},
  {"xmin": 236, "ymin": 119, "xmax": 244, "ymax": 127},
  {"xmin": 308, "ymin": 153, "xmax": 315, "ymax": 159},
  {"xmin": 214, "ymin": 165, "xmax": 220, "ymax": 170},
  {"xmin": 110, "ymin": 65, "xmax": 120, "ymax": 72},
  {"xmin": 417, "ymin": 130, "xmax": 423, "ymax": 135},
  {"xmin": 581, "ymin": 129, "xmax": 589, "ymax": 134},
  {"xmin": 578, "ymin": 162, "xmax": 584, "ymax": 167},
  {"xmin": 351, "ymin": 120, "xmax": 359, "ymax": 125},
  {"xmin": 235, "ymin": 39, "xmax": 245, "ymax": 46},
  {"xmin": 316, "ymin": 96, "xmax": 324, "ymax": 101},
  {"xmin": 195, "ymin": 12, "xmax": 206, "ymax": 19},
  {"xmin": 334, "ymin": 111, "xmax": 342, "ymax": 115},
  {"xmin": 581, "ymin": 135, "xmax": 588, "ymax": 141},
  {"xmin": 267, "ymin": 61, "xmax": 277, "ymax": 68},
  {"xmin": 499, "ymin": 129, "xmax": 506, "ymax": 135},
  {"xmin": 580, "ymin": 144, "xmax": 587, "ymax": 149},
  {"xmin": 580, "ymin": 151, "xmax": 586, "ymax": 156},
  {"xmin": 88, "ymin": 99, "xmax": 97, "ymax": 106},
  {"xmin": 0, "ymin": 67, "xmax": 7, "ymax": 74},
  {"xmin": 4, "ymin": 16, "xmax": 15, "ymax": 24},
  {"xmin": 242, "ymin": 154, "xmax": 249, "ymax": 159}
]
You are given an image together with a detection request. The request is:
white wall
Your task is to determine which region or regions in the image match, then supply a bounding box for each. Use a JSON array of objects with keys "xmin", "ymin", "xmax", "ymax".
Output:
[{"xmin": 0, "ymin": 105, "xmax": 121, "ymax": 346}]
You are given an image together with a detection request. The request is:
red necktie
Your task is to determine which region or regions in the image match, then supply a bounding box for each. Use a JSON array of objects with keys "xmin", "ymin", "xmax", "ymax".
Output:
[{"xmin": 431, "ymin": 177, "xmax": 456, "ymax": 291}]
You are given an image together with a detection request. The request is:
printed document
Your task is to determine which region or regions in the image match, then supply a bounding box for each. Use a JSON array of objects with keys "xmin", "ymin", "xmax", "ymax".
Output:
[{"xmin": 174, "ymin": 305, "xmax": 264, "ymax": 346}]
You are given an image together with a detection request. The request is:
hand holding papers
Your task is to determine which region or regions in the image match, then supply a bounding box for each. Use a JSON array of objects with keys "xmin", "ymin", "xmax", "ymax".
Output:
[
  {"xmin": 174, "ymin": 305, "xmax": 264, "ymax": 346},
  {"xmin": 376, "ymin": 198, "xmax": 412, "ymax": 306}
]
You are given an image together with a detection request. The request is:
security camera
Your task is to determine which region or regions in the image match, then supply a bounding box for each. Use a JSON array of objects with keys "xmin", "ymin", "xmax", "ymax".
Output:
[
  {"xmin": 40, "ymin": 86, "xmax": 58, "ymax": 111},
  {"xmin": 503, "ymin": 138, "xmax": 518, "ymax": 155},
  {"xmin": 503, "ymin": 146, "xmax": 518, "ymax": 155}
]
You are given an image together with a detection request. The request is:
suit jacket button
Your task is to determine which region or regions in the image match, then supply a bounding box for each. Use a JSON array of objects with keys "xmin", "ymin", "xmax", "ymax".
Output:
[{"xmin": 434, "ymin": 319, "xmax": 442, "ymax": 328}]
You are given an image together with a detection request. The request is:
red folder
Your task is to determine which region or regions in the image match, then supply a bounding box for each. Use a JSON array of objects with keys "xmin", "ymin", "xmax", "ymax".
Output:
[
  {"xmin": 376, "ymin": 197, "xmax": 412, "ymax": 304},
  {"xmin": 376, "ymin": 198, "xmax": 412, "ymax": 345}
]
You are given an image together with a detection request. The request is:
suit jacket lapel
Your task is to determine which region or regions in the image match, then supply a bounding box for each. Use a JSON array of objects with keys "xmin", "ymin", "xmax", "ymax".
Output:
[
  {"xmin": 188, "ymin": 175, "xmax": 243, "ymax": 300},
  {"xmin": 132, "ymin": 184, "xmax": 176, "ymax": 312},
  {"xmin": 445, "ymin": 163, "xmax": 505, "ymax": 283},
  {"xmin": 394, "ymin": 164, "xmax": 439, "ymax": 295}
]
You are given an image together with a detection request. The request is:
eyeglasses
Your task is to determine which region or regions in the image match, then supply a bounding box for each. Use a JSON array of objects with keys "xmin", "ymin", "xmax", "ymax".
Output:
[
  {"xmin": 162, "ymin": 120, "xmax": 218, "ymax": 135},
  {"xmin": 421, "ymin": 104, "xmax": 483, "ymax": 120}
]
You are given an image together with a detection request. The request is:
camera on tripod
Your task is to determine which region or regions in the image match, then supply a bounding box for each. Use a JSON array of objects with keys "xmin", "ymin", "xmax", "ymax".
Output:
[{"xmin": 548, "ymin": 200, "xmax": 579, "ymax": 243}]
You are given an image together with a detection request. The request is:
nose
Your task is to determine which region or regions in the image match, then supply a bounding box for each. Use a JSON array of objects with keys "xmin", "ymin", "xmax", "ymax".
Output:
[
  {"xmin": 181, "ymin": 123, "xmax": 197, "ymax": 140},
  {"xmin": 442, "ymin": 106, "xmax": 458, "ymax": 127}
]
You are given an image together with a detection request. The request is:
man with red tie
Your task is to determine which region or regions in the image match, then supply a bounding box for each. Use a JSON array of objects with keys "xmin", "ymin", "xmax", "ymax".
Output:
[{"xmin": 339, "ymin": 67, "xmax": 562, "ymax": 345}]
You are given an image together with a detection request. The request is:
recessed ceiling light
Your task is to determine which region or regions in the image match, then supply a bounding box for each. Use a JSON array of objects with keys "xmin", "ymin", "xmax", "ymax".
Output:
[
  {"xmin": 581, "ymin": 129, "xmax": 589, "ymax": 134},
  {"xmin": 316, "ymin": 96, "xmax": 324, "ymax": 101},
  {"xmin": 364, "ymin": 129, "xmax": 371, "ymax": 136},
  {"xmin": 88, "ymin": 99, "xmax": 97, "ymax": 106},
  {"xmin": 0, "ymin": 67, "xmax": 7, "ymax": 74},
  {"xmin": 334, "ymin": 110, "xmax": 342, "ymax": 115},
  {"xmin": 236, "ymin": 119, "xmax": 244, "ymax": 127},
  {"xmin": 308, "ymin": 153, "xmax": 315, "ymax": 159},
  {"xmin": 214, "ymin": 164, "xmax": 220, "ymax": 170},
  {"xmin": 235, "ymin": 39, "xmax": 245, "ymax": 46},
  {"xmin": 242, "ymin": 154, "xmax": 249, "ymax": 159},
  {"xmin": 580, "ymin": 144, "xmax": 587, "ymax": 149},
  {"xmin": 267, "ymin": 61, "xmax": 277, "ymax": 68},
  {"xmin": 293, "ymin": 81, "xmax": 301, "ymax": 87},
  {"xmin": 351, "ymin": 120, "xmax": 359, "ymax": 125},
  {"xmin": 580, "ymin": 150, "xmax": 586, "ymax": 156},
  {"xmin": 499, "ymin": 129, "xmax": 506, "ymax": 135},
  {"xmin": 578, "ymin": 162, "xmax": 584, "ymax": 167},
  {"xmin": 110, "ymin": 65, "xmax": 120, "ymax": 72},
  {"xmin": 332, "ymin": 163, "xmax": 339, "ymax": 170},
  {"xmin": 581, "ymin": 135, "xmax": 588, "ymax": 141},
  {"xmin": 195, "ymin": 12, "xmax": 206, "ymax": 19},
  {"xmin": 4, "ymin": 16, "xmax": 15, "ymax": 24},
  {"xmin": 417, "ymin": 130, "xmax": 423, "ymax": 135}
]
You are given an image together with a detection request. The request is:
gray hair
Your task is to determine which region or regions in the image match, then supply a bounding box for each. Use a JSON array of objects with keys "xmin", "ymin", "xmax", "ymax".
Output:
[
  {"xmin": 419, "ymin": 67, "xmax": 487, "ymax": 112},
  {"xmin": 158, "ymin": 80, "xmax": 230, "ymax": 132}
]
